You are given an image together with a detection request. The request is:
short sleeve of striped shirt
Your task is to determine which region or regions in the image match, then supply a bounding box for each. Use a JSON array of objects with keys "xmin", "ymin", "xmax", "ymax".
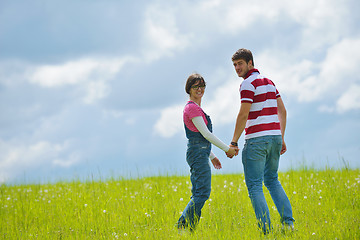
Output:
[{"xmin": 240, "ymin": 81, "xmax": 256, "ymax": 103}]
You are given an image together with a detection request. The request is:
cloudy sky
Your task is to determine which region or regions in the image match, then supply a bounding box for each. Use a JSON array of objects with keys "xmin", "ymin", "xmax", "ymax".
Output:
[{"xmin": 1, "ymin": 0, "xmax": 359, "ymax": 184}]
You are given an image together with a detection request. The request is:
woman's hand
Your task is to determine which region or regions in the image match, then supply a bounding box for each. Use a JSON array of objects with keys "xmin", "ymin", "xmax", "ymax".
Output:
[
  {"xmin": 226, "ymin": 146, "xmax": 238, "ymax": 158},
  {"xmin": 211, "ymin": 157, "xmax": 222, "ymax": 169}
]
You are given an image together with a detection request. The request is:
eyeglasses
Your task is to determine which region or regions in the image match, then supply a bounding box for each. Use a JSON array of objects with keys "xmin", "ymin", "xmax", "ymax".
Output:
[{"xmin": 191, "ymin": 84, "xmax": 206, "ymax": 90}]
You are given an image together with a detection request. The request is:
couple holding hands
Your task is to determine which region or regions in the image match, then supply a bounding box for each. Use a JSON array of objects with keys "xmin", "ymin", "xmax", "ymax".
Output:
[{"xmin": 177, "ymin": 48, "xmax": 295, "ymax": 234}]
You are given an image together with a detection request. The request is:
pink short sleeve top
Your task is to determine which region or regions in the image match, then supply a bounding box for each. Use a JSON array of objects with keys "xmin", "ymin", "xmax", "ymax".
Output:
[{"xmin": 183, "ymin": 101, "xmax": 208, "ymax": 132}]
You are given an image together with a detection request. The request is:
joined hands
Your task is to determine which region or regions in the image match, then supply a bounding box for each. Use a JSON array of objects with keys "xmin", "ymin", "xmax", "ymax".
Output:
[{"xmin": 226, "ymin": 145, "xmax": 239, "ymax": 159}]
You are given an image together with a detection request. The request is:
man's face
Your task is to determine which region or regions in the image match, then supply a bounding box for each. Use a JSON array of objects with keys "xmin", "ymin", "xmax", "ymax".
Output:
[{"xmin": 233, "ymin": 59, "xmax": 252, "ymax": 78}]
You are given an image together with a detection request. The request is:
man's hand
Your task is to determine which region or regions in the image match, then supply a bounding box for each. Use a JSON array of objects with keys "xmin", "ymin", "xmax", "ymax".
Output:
[
  {"xmin": 281, "ymin": 140, "xmax": 287, "ymax": 155},
  {"xmin": 226, "ymin": 146, "xmax": 239, "ymax": 158}
]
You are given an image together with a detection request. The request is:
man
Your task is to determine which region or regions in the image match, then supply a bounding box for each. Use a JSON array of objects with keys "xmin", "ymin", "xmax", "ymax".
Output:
[{"xmin": 228, "ymin": 48, "xmax": 294, "ymax": 234}]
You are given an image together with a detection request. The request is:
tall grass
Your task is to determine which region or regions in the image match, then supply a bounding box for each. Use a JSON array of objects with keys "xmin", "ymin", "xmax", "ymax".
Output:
[{"xmin": 1, "ymin": 169, "xmax": 359, "ymax": 239}]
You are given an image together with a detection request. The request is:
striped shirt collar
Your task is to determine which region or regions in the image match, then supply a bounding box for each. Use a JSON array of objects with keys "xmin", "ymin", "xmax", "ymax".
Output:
[{"xmin": 244, "ymin": 68, "xmax": 260, "ymax": 79}]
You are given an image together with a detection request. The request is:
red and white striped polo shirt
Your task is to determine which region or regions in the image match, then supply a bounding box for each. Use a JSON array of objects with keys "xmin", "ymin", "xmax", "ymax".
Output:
[{"xmin": 240, "ymin": 69, "xmax": 281, "ymax": 139}]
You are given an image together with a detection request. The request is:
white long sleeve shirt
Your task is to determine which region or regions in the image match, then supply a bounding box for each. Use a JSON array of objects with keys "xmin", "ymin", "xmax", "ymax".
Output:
[{"xmin": 191, "ymin": 116, "xmax": 230, "ymax": 160}]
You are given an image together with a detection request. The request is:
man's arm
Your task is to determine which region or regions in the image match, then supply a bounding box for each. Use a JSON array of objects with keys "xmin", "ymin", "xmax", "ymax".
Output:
[
  {"xmin": 231, "ymin": 102, "xmax": 252, "ymax": 144},
  {"xmin": 277, "ymin": 97, "xmax": 287, "ymax": 154}
]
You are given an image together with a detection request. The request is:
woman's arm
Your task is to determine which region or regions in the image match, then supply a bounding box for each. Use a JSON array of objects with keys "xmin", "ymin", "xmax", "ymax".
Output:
[{"xmin": 192, "ymin": 116, "xmax": 230, "ymax": 152}]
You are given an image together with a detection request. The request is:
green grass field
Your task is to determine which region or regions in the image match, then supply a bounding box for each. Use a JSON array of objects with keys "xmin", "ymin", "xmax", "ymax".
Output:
[{"xmin": 1, "ymin": 169, "xmax": 359, "ymax": 239}]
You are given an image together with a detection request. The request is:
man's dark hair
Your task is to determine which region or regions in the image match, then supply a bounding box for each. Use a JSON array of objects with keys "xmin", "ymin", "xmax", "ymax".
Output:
[
  {"xmin": 185, "ymin": 73, "xmax": 206, "ymax": 94},
  {"xmin": 231, "ymin": 48, "xmax": 254, "ymax": 66}
]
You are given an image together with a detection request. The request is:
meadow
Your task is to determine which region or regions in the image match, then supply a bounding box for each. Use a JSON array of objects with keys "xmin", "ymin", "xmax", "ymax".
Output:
[{"xmin": 1, "ymin": 169, "xmax": 359, "ymax": 239}]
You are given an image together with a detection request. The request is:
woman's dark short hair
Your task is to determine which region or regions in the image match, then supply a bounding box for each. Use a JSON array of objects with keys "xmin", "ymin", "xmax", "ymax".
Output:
[
  {"xmin": 231, "ymin": 48, "xmax": 254, "ymax": 66},
  {"xmin": 185, "ymin": 73, "xmax": 206, "ymax": 94}
]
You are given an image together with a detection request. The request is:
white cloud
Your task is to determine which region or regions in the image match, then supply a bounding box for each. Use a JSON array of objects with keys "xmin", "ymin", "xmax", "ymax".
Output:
[
  {"xmin": 29, "ymin": 58, "xmax": 125, "ymax": 87},
  {"xmin": 102, "ymin": 109, "xmax": 124, "ymax": 119},
  {"xmin": 142, "ymin": 3, "xmax": 192, "ymax": 61},
  {"xmin": 285, "ymin": 0, "xmax": 349, "ymax": 50},
  {"xmin": 83, "ymin": 80, "xmax": 110, "ymax": 104},
  {"xmin": 179, "ymin": 0, "xmax": 280, "ymax": 34},
  {"xmin": 153, "ymin": 73, "xmax": 240, "ymax": 138},
  {"xmin": 53, "ymin": 152, "xmax": 81, "ymax": 167},
  {"xmin": 320, "ymin": 38, "xmax": 360, "ymax": 82},
  {"xmin": 204, "ymin": 77, "xmax": 240, "ymax": 125},
  {"xmin": 256, "ymin": 53, "xmax": 317, "ymax": 102},
  {"xmin": 28, "ymin": 57, "xmax": 133, "ymax": 104},
  {"xmin": 0, "ymin": 139, "xmax": 80, "ymax": 183},
  {"xmin": 153, "ymin": 34, "xmax": 360, "ymax": 138},
  {"xmin": 336, "ymin": 84, "xmax": 360, "ymax": 113},
  {"xmin": 220, "ymin": 1, "xmax": 279, "ymax": 32},
  {"xmin": 318, "ymin": 105, "xmax": 335, "ymax": 113},
  {"xmin": 307, "ymin": 37, "xmax": 360, "ymax": 102},
  {"xmin": 167, "ymin": 0, "xmax": 350, "ymax": 54},
  {"xmin": 153, "ymin": 105, "xmax": 183, "ymax": 138},
  {"xmin": 257, "ymin": 37, "xmax": 360, "ymax": 111}
]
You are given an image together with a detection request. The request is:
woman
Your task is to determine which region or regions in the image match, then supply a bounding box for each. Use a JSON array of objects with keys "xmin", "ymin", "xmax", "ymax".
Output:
[{"xmin": 177, "ymin": 73, "xmax": 237, "ymax": 231}]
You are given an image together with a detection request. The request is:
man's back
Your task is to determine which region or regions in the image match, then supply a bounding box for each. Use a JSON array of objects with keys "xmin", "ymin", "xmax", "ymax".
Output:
[{"xmin": 240, "ymin": 69, "xmax": 281, "ymax": 139}]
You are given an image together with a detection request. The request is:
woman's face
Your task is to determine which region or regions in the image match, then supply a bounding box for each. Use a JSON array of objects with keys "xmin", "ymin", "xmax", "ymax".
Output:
[{"xmin": 189, "ymin": 80, "xmax": 206, "ymax": 99}]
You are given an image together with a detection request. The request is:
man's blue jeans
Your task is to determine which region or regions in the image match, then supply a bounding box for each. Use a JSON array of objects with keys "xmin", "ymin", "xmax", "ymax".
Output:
[{"xmin": 242, "ymin": 135, "xmax": 294, "ymax": 233}]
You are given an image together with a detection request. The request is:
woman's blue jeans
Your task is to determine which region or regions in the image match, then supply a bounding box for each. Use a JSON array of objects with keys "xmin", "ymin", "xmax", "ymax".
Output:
[
  {"xmin": 178, "ymin": 140, "xmax": 211, "ymax": 230},
  {"xmin": 242, "ymin": 135, "xmax": 294, "ymax": 233}
]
